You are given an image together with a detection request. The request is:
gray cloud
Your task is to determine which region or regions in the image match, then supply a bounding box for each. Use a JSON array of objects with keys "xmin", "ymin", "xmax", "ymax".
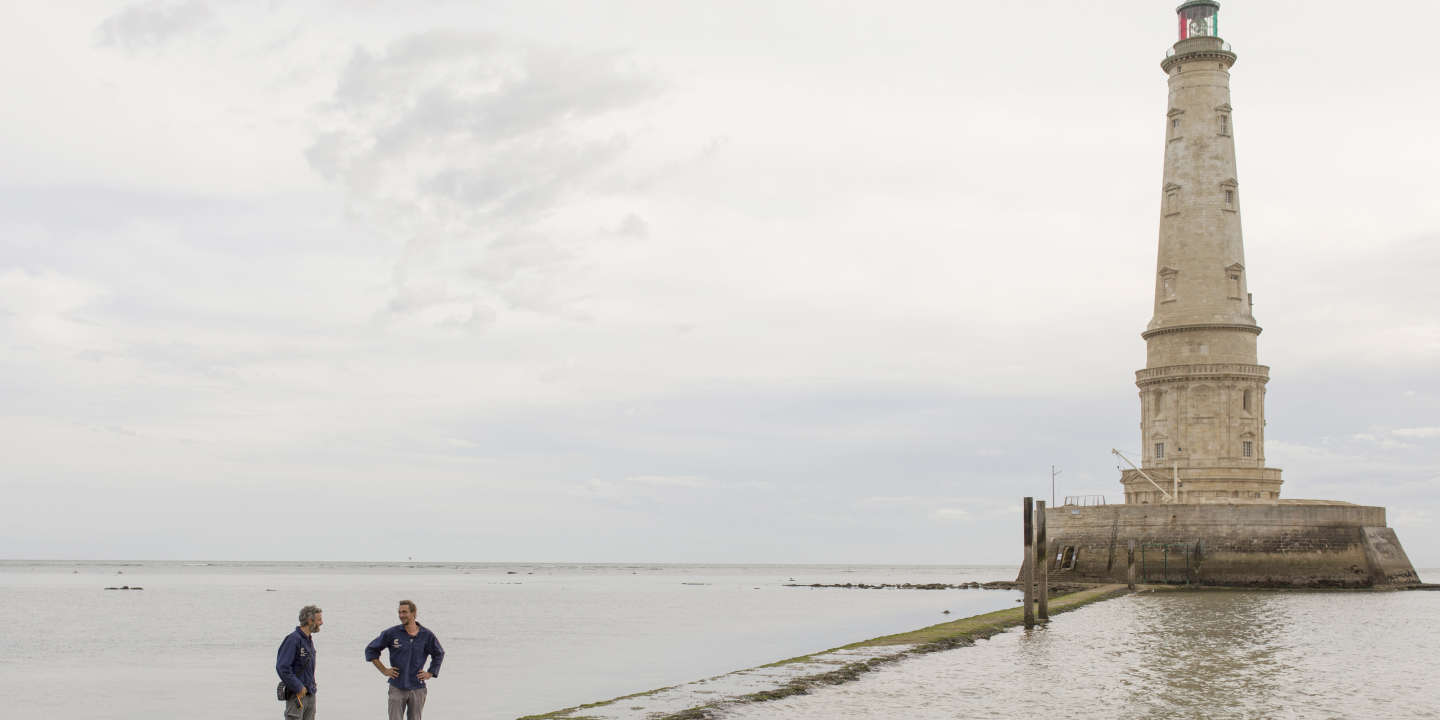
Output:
[
  {"xmin": 614, "ymin": 213, "xmax": 649, "ymax": 240},
  {"xmin": 308, "ymin": 30, "xmax": 663, "ymax": 325},
  {"xmin": 94, "ymin": 0, "xmax": 215, "ymax": 50}
]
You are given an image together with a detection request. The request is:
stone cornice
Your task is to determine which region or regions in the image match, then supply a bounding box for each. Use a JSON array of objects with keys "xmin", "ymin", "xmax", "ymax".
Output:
[
  {"xmin": 1136, "ymin": 362, "xmax": 1270, "ymax": 386},
  {"xmin": 1161, "ymin": 48, "xmax": 1237, "ymax": 74},
  {"xmin": 1141, "ymin": 322, "xmax": 1261, "ymax": 340}
]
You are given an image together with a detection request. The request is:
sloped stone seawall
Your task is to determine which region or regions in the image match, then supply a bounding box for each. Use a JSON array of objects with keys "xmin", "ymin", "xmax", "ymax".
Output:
[{"xmin": 1044, "ymin": 503, "xmax": 1419, "ymax": 587}]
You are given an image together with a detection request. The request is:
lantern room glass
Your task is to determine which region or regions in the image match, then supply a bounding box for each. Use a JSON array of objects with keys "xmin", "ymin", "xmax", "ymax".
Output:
[{"xmin": 1177, "ymin": 1, "xmax": 1220, "ymax": 40}]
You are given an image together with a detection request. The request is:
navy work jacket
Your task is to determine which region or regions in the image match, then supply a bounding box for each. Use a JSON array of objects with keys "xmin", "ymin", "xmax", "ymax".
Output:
[
  {"xmin": 276, "ymin": 627, "xmax": 318, "ymax": 696},
  {"xmin": 364, "ymin": 624, "xmax": 445, "ymax": 690}
]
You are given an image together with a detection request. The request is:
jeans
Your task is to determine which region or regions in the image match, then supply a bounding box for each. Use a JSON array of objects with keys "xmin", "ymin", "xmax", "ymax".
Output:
[{"xmin": 387, "ymin": 685, "xmax": 427, "ymax": 720}]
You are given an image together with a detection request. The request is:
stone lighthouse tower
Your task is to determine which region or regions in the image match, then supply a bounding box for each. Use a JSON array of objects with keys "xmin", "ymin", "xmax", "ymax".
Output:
[
  {"xmin": 1042, "ymin": 2, "xmax": 1418, "ymax": 587},
  {"xmin": 1121, "ymin": 0, "xmax": 1283, "ymax": 504}
]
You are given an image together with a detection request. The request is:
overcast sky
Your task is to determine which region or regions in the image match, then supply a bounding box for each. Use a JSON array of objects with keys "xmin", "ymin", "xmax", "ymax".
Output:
[{"xmin": 3, "ymin": 0, "xmax": 1437, "ymax": 566}]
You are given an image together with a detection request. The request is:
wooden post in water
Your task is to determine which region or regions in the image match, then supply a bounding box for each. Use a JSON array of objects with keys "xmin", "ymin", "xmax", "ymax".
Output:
[
  {"xmin": 1037, "ymin": 500, "xmax": 1049, "ymax": 621},
  {"xmin": 1127, "ymin": 539, "xmax": 1136, "ymax": 591},
  {"xmin": 1023, "ymin": 496, "xmax": 1034, "ymax": 628}
]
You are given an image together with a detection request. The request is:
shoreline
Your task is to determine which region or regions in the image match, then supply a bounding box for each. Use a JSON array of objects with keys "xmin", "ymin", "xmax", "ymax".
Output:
[{"xmin": 522, "ymin": 583, "xmax": 1129, "ymax": 720}]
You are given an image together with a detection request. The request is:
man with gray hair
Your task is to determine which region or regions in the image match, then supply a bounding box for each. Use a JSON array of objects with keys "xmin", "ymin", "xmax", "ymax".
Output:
[
  {"xmin": 277, "ymin": 605, "xmax": 323, "ymax": 720},
  {"xmin": 365, "ymin": 599, "xmax": 445, "ymax": 720}
]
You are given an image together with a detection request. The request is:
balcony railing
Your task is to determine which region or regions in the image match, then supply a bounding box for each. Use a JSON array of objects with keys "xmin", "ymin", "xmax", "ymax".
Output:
[
  {"xmin": 1165, "ymin": 41, "xmax": 1231, "ymax": 57},
  {"xmin": 1136, "ymin": 363, "xmax": 1269, "ymax": 382}
]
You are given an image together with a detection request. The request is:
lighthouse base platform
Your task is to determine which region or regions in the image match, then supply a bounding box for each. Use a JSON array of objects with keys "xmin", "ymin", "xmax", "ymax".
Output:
[{"xmin": 1042, "ymin": 501, "xmax": 1420, "ymax": 587}]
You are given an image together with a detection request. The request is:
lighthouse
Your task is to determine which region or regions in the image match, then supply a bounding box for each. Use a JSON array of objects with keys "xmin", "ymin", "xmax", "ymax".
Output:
[
  {"xmin": 1040, "ymin": 2, "xmax": 1420, "ymax": 587},
  {"xmin": 1121, "ymin": 0, "xmax": 1283, "ymax": 505}
]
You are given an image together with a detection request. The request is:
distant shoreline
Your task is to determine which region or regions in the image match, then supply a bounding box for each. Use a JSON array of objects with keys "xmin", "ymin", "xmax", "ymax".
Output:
[{"xmin": 0, "ymin": 559, "xmax": 1023, "ymax": 567}]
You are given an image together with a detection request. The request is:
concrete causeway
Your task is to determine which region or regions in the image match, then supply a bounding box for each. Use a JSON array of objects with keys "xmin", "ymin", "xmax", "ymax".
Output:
[{"xmin": 521, "ymin": 585, "xmax": 1128, "ymax": 720}]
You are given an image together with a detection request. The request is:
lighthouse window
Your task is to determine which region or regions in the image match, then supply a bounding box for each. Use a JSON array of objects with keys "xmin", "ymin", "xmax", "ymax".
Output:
[
  {"xmin": 1243, "ymin": 389, "xmax": 1252, "ymax": 411},
  {"xmin": 1155, "ymin": 442, "xmax": 1165, "ymax": 460},
  {"xmin": 1165, "ymin": 187, "xmax": 1181, "ymax": 215},
  {"xmin": 1167, "ymin": 109, "xmax": 1185, "ymax": 141},
  {"xmin": 1160, "ymin": 267, "xmax": 1178, "ymax": 300},
  {"xmin": 1243, "ymin": 440, "xmax": 1253, "ymax": 457},
  {"xmin": 1219, "ymin": 114, "xmax": 1230, "ymax": 135},
  {"xmin": 1225, "ymin": 189, "xmax": 1234, "ymax": 206}
]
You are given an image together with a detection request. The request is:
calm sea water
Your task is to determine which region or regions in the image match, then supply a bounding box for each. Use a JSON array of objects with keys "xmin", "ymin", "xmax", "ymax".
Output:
[
  {"xmin": 723, "ymin": 585, "xmax": 1440, "ymax": 720},
  {"xmin": 0, "ymin": 561, "xmax": 1020, "ymax": 719}
]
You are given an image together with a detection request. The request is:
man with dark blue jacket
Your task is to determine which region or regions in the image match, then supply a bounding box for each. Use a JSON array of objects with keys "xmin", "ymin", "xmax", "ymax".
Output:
[
  {"xmin": 277, "ymin": 604, "xmax": 323, "ymax": 720},
  {"xmin": 365, "ymin": 599, "xmax": 445, "ymax": 720}
]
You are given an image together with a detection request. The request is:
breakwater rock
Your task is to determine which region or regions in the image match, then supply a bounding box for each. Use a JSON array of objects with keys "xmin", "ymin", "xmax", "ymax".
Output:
[{"xmin": 785, "ymin": 581, "xmax": 1090, "ymax": 595}]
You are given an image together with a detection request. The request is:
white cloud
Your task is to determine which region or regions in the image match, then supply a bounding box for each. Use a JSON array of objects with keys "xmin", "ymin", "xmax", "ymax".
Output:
[
  {"xmin": 1351, "ymin": 432, "xmax": 1413, "ymax": 449},
  {"xmin": 0, "ymin": 269, "xmax": 108, "ymax": 349},
  {"xmin": 1391, "ymin": 507, "xmax": 1434, "ymax": 531},
  {"xmin": 1393, "ymin": 427, "xmax": 1440, "ymax": 439},
  {"xmin": 0, "ymin": 268, "xmax": 99, "ymax": 315},
  {"xmin": 94, "ymin": 1, "xmax": 216, "ymax": 50},
  {"xmin": 858, "ymin": 496, "xmax": 928, "ymax": 507},
  {"xmin": 929, "ymin": 507, "xmax": 971, "ymax": 522},
  {"xmin": 568, "ymin": 475, "xmax": 709, "ymax": 503},
  {"xmin": 626, "ymin": 475, "xmax": 708, "ymax": 489},
  {"xmin": 858, "ymin": 496, "xmax": 995, "ymax": 524}
]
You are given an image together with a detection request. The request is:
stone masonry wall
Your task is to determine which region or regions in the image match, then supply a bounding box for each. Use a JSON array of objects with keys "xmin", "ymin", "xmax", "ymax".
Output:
[{"xmin": 1042, "ymin": 503, "xmax": 1419, "ymax": 587}]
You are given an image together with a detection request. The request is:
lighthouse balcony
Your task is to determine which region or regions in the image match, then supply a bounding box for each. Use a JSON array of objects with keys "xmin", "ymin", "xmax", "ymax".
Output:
[
  {"xmin": 1161, "ymin": 36, "xmax": 1236, "ymax": 73},
  {"xmin": 1136, "ymin": 362, "xmax": 1268, "ymax": 386},
  {"xmin": 1121, "ymin": 466, "xmax": 1283, "ymax": 505},
  {"xmin": 1166, "ymin": 37, "xmax": 1231, "ymax": 58}
]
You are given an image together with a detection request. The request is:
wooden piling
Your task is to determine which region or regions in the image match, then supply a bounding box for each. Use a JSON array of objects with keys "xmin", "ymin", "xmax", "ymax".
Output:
[
  {"xmin": 1127, "ymin": 539, "xmax": 1136, "ymax": 591},
  {"xmin": 1023, "ymin": 496, "xmax": 1034, "ymax": 628},
  {"xmin": 1037, "ymin": 499, "xmax": 1049, "ymax": 620}
]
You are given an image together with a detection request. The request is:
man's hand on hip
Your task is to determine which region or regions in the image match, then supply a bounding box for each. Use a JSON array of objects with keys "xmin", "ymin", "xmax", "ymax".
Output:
[{"xmin": 417, "ymin": 671, "xmax": 433, "ymax": 681}]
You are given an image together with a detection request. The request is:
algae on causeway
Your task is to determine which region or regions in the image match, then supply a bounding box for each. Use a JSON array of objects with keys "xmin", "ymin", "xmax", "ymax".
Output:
[
  {"xmin": 525, "ymin": 584, "xmax": 1129, "ymax": 720},
  {"xmin": 851, "ymin": 583, "xmax": 1124, "ymax": 647}
]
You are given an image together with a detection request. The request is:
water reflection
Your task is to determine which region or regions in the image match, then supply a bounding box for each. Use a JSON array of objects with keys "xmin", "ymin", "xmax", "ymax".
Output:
[
  {"xmin": 1123, "ymin": 592, "xmax": 1292, "ymax": 718},
  {"xmin": 723, "ymin": 591, "xmax": 1440, "ymax": 720}
]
